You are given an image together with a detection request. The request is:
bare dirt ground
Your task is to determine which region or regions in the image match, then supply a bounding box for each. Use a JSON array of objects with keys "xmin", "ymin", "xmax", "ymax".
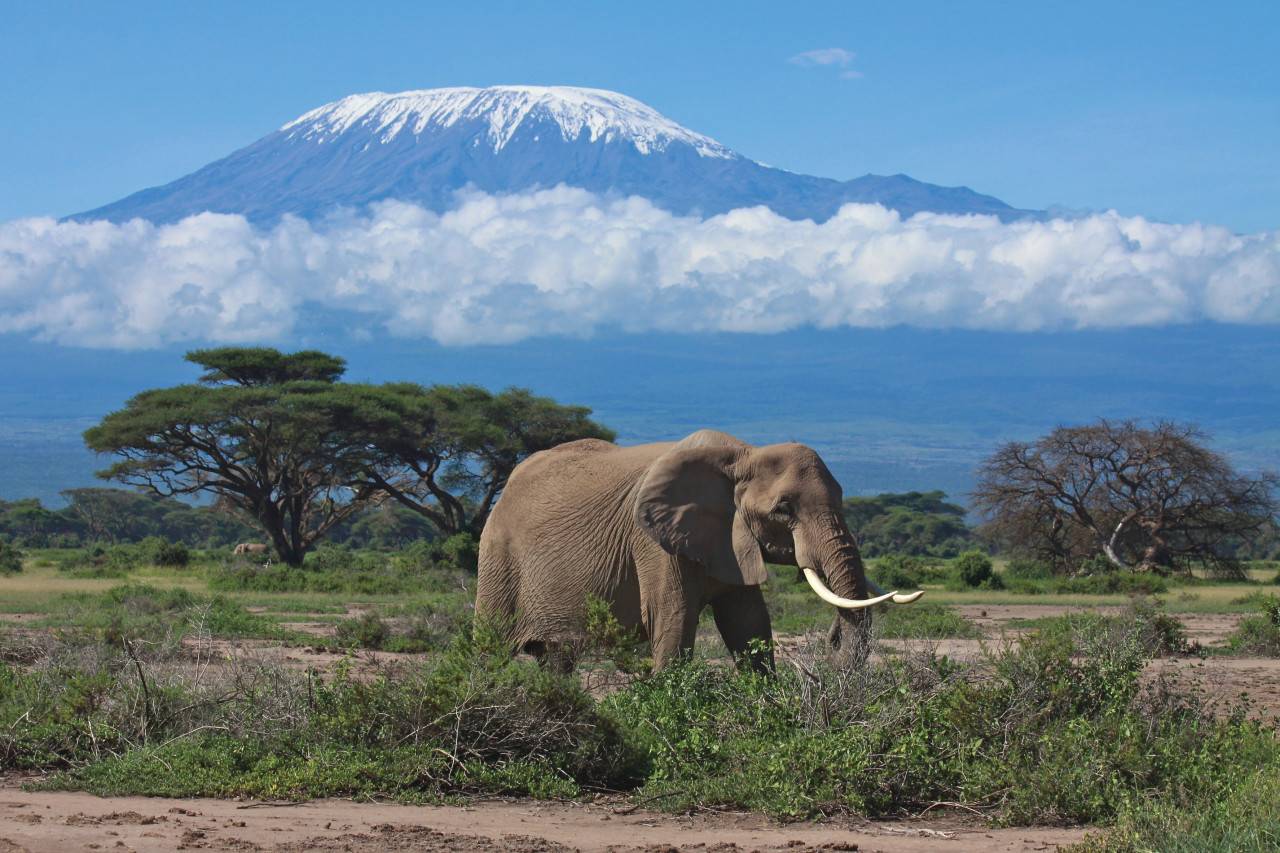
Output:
[
  {"xmin": 0, "ymin": 784, "xmax": 1090, "ymax": 853},
  {"xmin": 951, "ymin": 604, "xmax": 1245, "ymax": 646}
]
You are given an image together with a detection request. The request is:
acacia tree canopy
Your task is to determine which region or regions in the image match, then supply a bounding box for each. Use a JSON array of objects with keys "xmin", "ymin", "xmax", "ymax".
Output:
[
  {"xmin": 973, "ymin": 419, "xmax": 1279, "ymax": 576},
  {"xmin": 349, "ymin": 383, "xmax": 615, "ymax": 536},
  {"xmin": 83, "ymin": 349, "xmax": 382, "ymax": 566},
  {"xmin": 83, "ymin": 348, "xmax": 616, "ymax": 562}
]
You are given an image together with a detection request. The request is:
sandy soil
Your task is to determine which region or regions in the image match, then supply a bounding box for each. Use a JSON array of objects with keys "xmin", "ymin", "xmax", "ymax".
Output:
[
  {"xmin": 0, "ymin": 785, "xmax": 1090, "ymax": 853},
  {"xmin": 952, "ymin": 604, "xmax": 1245, "ymax": 646}
]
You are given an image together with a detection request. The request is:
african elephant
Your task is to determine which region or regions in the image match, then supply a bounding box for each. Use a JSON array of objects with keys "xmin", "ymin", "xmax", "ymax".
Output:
[
  {"xmin": 233, "ymin": 543, "xmax": 269, "ymax": 556},
  {"xmin": 476, "ymin": 429, "xmax": 922, "ymax": 670}
]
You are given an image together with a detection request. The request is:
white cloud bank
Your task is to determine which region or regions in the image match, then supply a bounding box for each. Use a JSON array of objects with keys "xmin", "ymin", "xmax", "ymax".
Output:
[{"xmin": 1, "ymin": 188, "xmax": 1278, "ymax": 348}]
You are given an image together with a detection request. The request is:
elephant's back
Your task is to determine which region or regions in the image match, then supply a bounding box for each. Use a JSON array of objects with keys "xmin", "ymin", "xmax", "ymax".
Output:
[{"xmin": 502, "ymin": 438, "xmax": 672, "ymax": 501}]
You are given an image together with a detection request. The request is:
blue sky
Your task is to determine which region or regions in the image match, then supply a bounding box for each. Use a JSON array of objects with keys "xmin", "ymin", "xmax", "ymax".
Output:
[{"xmin": 2, "ymin": 0, "xmax": 1277, "ymax": 231}]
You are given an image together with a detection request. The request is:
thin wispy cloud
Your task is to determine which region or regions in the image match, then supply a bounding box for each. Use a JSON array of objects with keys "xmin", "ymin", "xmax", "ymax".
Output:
[
  {"xmin": 789, "ymin": 47, "xmax": 863, "ymax": 79},
  {"xmin": 1, "ymin": 188, "xmax": 1277, "ymax": 349}
]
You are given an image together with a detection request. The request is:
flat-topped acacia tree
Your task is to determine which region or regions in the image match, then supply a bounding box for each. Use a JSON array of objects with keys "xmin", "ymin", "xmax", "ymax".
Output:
[
  {"xmin": 84, "ymin": 348, "xmax": 383, "ymax": 566},
  {"xmin": 83, "ymin": 347, "xmax": 616, "ymax": 564}
]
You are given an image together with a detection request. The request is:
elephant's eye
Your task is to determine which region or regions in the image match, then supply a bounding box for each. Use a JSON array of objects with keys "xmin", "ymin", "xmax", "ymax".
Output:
[{"xmin": 772, "ymin": 499, "xmax": 794, "ymax": 518}]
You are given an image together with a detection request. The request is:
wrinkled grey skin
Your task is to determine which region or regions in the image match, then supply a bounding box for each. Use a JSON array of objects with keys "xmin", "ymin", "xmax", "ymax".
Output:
[{"xmin": 476, "ymin": 430, "xmax": 872, "ymax": 670}]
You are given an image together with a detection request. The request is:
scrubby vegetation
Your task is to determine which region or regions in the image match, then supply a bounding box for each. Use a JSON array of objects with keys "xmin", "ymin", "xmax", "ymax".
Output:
[
  {"xmin": 208, "ymin": 537, "xmax": 477, "ymax": 595},
  {"xmin": 1225, "ymin": 594, "xmax": 1280, "ymax": 656},
  {"xmin": 42, "ymin": 584, "xmax": 281, "ymax": 645},
  {"xmin": 1, "ymin": 612, "xmax": 1274, "ymax": 830},
  {"xmin": 1, "ymin": 623, "xmax": 642, "ymax": 799},
  {"xmin": 1069, "ymin": 766, "xmax": 1280, "ymax": 851}
]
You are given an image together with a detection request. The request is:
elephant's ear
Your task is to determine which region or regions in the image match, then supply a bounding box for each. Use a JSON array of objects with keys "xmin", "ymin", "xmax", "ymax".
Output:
[{"xmin": 634, "ymin": 446, "xmax": 766, "ymax": 586}]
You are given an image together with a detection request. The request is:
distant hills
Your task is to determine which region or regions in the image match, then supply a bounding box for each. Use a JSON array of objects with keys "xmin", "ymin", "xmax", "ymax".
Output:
[{"xmin": 73, "ymin": 85, "xmax": 1039, "ymax": 224}]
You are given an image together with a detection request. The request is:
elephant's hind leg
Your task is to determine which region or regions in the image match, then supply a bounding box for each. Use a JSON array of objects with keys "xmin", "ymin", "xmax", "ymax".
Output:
[{"xmin": 711, "ymin": 585, "xmax": 775, "ymax": 672}]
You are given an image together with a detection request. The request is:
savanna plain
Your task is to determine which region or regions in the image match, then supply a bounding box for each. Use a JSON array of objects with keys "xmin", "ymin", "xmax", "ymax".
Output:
[{"xmin": 3, "ymin": 541, "xmax": 1280, "ymax": 852}]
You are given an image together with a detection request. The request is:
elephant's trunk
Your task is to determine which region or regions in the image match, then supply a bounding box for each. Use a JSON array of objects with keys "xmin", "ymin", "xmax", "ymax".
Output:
[{"xmin": 795, "ymin": 511, "xmax": 921, "ymax": 665}]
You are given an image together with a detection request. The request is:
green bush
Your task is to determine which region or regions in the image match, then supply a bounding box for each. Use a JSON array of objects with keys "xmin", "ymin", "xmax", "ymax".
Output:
[
  {"xmin": 0, "ymin": 538, "xmax": 22, "ymax": 574},
  {"xmin": 1005, "ymin": 557, "xmax": 1053, "ymax": 581},
  {"xmin": 333, "ymin": 612, "xmax": 392, "ymax": 650},
  {"xmin": 870, "ymin": 553, "xmax": 923, "ymax": 589},
  {"xmin": 952, "ymin": 550, "xmax": 1001, "ymax": 589},
  {"xmin": 439, "ymin": 533, "xmax": 479, "ymax": 573},
  {"xmin": 388, "ymin": 604, "xmax": 473, "ymax": 653},
  {"xmin": 394, "ymin": 533, "xmax": 480, "ymax": 575},
  {"xmin": 1226, "ymin": 595, "xmax": 1280, "ymax": 656},
  {"xmin": 137, "ymin": 536, "xmax": 190, "ymax": 567},
  {"xmin": 7, "ymin": 602, "xmax": 1279, "ymax": 828}
]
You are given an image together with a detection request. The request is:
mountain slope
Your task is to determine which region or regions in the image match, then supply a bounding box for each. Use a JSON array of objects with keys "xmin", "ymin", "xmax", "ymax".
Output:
[{"xmin": 75, "ymin": 85, "xmax": 1037, "ymax": 224}]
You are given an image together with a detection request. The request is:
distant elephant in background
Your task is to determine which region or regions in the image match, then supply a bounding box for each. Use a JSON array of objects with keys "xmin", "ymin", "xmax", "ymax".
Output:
[
  {"xmin": 476, "ymin": 429, "xmax": 922, "ymax": 670},
  {"xmin": 233, "ymin": 543, "xmax": 269, "ymax": 556}
]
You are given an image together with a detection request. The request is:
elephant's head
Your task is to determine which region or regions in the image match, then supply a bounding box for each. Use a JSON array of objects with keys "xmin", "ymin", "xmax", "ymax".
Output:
[{"xmin": 634, "ymin": 430, "xmax": 922, "ymax": 662}]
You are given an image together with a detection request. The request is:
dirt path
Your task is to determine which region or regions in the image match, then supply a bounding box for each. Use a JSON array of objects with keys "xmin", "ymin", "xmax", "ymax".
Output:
[
  {"xmin": 953, "ymin": 604, "xmax": 1245, "ymax": 646},
  {"xmin": 0, "ymin": 787, "xmax": 1089, "ymax": 852}
]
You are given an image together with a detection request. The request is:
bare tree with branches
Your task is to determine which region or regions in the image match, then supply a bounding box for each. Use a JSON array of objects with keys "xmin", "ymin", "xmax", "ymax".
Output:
[{"xmin": 974, "ymin": 420, "xmax": 1278, "ymax": 576}]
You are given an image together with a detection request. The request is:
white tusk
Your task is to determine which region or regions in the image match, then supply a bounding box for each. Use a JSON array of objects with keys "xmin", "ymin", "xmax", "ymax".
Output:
[
  {"xmin": 865, "ymin": 577, "xmax": 926, "ymax": 605},
  {"xmin": 803, "ymin": 567, "xmax": 897, "ymax": 609}
]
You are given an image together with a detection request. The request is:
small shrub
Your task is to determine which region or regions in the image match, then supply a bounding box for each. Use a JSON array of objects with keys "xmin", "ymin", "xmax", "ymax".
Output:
[
  {"xmin": 333, "ymin": 612, "xmax": 391, "ymax": 650},
  {"xmin": 1129, "ymin": 597, "xmax": 1193, "ymax": 656},
  {"xmin": 954, "ymin": 549, "xmax": 994, "ymax": 587},
  {"xmin": 210, "ymin": 548, "xmax": 446, "ymax": 595},
  {"xmin": 0, "ymin": 539, "xmax": 23, "ymax": 575},
  {"xmin": 1034, "ymin": 598, "xmax": 1191, "ymax": 658},
  {"xmin": 582, "ymin": 596, "xmax": 650, "ymax": 675},
  {"xmin": 1226, "ymin": 595, "xmax": 1280, "ymax": 657},
  {"xmin": 137, "ymin": 536, "xmax": 190, "ymax": 568},
  {"xmin": 388, "ymin": 605, "xmax": 473, "ymax": 653},
  {"xmin": 1005, "ymin": 557, "xmax": 1052, "ymax": 581}
]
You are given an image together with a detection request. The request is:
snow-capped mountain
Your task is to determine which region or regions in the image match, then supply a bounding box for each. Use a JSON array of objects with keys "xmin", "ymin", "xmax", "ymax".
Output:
[
  {"xmin": 283, "ymin": 87, "xmax": 737, "ymax": 158},
  {"xmin": 74, "ymin": 85, "xmax": 1036, "ymax": 224}
]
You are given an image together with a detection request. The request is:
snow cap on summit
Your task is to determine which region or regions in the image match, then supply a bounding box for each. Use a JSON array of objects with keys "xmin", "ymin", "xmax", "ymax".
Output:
[{"xmin": 280, "ymin": 85, "xmax": 738, "ymax": 159}]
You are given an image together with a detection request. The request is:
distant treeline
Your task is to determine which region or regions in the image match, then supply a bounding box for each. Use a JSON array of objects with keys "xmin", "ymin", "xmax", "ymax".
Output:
[
  {"xmin": 3, "ymin": 485, "xmax": 979, "ymax": 557},
  {"xmin": 842, "ymin": 490, "xmax": 977, "ymax": 558},
  {"xmin": 5, "ymin": 483, "xmax": 1275, "ymax": 565},
  {"xmin": 0, "ymin": 488, "xmax": 437, "ymax": 551}
]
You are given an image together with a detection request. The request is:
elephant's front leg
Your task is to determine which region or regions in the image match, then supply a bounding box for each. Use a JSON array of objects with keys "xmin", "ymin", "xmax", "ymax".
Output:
[
  {"xmin": 640, "ymin": 555, "xmax": 704, "ymax": 670},
  {"xmin": 711, "ymin": 585, "xmax": 774, "ymax": 671}
]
